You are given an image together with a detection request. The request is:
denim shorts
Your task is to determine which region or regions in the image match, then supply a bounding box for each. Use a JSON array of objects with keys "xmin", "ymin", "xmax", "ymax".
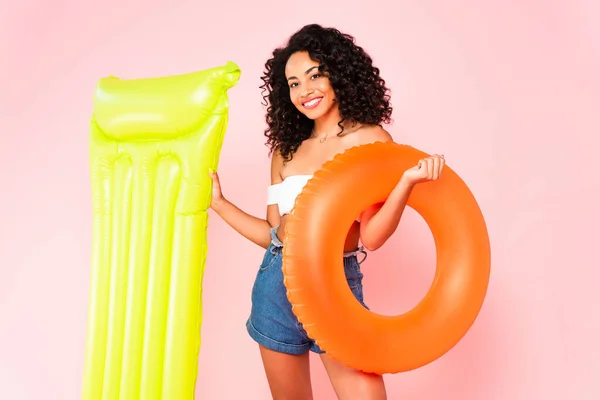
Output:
[{"xmin": 246, "ymin": 227, "xmax": 369, "ymax": 355}]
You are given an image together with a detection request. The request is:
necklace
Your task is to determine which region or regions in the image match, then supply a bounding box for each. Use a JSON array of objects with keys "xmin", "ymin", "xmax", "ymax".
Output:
[
  {"xmin": 312, "ymin": 130, "xmax": 329, "ymax": 143},
  {"xmin": 312, "ymin": 124, "xmax": 362, "ymax": 143}
]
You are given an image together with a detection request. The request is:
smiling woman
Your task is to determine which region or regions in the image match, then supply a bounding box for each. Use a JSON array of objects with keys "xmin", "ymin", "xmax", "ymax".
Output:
[{"xmin": 208, "ymin": 24, "xmax": 445, "ymax": 399}]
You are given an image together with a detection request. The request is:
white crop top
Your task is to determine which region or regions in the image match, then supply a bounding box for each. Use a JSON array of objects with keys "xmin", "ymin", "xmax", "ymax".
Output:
[{"xmin": 267, "ymin": 175, "xmax": 313, "ymax": 216}]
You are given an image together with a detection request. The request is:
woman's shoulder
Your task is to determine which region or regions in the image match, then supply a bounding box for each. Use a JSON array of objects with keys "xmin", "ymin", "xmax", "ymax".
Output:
[
  {"xmin": 350, "ymin": 124, "xmax": 394, "ymax": 145},
  {"xmin": 270, "ymin": 147, "xmax": 285, "ymax": 184}
]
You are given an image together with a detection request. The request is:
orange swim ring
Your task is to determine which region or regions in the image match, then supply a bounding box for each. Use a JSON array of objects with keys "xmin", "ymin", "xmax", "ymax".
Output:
[{"xmin": 282, "ymin": 142, "xmax": 491, "ymax": 374}]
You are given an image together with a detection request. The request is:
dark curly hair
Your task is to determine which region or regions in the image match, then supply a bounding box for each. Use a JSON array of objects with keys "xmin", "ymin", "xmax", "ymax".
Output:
[{"xmin": 260, "ymin": 24, "xmax": 393, "ymax": 161}]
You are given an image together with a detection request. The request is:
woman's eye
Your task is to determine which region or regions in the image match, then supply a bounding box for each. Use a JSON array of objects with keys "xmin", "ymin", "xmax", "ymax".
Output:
[
  {"xmin": 290, "ymin": 82, "xmax": 298, "ymax": 88},
  {"xmin": 311, "ymin": 73, "xmax": 321, "ymax": 79}
]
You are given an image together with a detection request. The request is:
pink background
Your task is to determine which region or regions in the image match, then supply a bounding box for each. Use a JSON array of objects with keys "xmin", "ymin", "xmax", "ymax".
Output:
[{"xmin": 1, "ymin": 0, "xmax": 599, "ymax": 398}]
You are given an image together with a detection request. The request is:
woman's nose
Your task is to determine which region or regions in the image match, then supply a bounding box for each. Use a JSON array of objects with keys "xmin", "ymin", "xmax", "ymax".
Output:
[{"xmin": 301, "ymin": 84, "xmax": 314, "ymax": 98}]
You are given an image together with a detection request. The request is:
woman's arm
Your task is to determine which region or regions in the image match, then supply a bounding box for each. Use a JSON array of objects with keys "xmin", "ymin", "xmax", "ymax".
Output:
[
  {"xmin": 208, "ymin": 152, "xmax": 284, "ymax": 249},
  {"xmin": 360, "ymin": 154, "xmax": 445, "ymax": 251},
  {"xmin": 359, "ymin": 178, "xmax": 413, "ymax": 251},
  {"xmin": 265, "ymin": 150, "xmax": 283, "ymax": 229},
  {"xmin": 210, "ymin": 198, "xmax": 272, "ymax": 249}
]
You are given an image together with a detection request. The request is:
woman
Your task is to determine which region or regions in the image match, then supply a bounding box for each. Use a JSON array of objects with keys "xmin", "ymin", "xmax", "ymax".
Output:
[{"xmin": 209, "ymin": 24, "xmax": 445, "ymax": 400}]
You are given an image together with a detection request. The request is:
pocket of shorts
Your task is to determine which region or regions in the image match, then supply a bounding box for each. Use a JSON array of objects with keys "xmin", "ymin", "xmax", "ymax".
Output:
[{"xmin": 259, "ymin": 250, "xmax": 279, "ymax": 272}]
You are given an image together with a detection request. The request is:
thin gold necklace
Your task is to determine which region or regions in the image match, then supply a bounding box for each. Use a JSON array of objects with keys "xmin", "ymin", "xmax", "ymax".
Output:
[
  {"xmin": 313, "ymin": 124, "xmax": 362, "ymax": 143},
  {"xmin": 311, "ymin": 129, "xmax": 329, "ymax": 143}
]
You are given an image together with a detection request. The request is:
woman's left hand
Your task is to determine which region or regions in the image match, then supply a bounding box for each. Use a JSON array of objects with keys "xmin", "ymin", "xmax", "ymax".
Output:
[{"xmin": 400, "ymin": 154, "xmax": 445, "ymax": 187}]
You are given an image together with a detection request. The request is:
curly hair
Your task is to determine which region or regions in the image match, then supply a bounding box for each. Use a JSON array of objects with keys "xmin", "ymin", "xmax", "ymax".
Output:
[{"xmin": 260, "ymin": 24, "xmax": 393, "ymax": 161}]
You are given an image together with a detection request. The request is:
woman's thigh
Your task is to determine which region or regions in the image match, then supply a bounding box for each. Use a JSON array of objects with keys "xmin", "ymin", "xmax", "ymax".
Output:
[
  {"xmin": 259, "ymin": 345, "xmax": 313, "ymax": 400},
  {"xmin": 320, "ymin": 353, "xmax": 386, "ymax": 400}
]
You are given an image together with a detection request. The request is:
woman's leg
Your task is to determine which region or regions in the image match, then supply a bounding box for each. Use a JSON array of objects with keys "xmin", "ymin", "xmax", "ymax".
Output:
[
  {"xmin": 259, "ymin": 345, "xmax": 313, "ymax": 400},
  {"xmin": 302, "ymin": 254, "xmax": 384, "ymax": 399},
  {"xmin": 320, "ymin": 353, "xmax": 386, "ymax": 400}
]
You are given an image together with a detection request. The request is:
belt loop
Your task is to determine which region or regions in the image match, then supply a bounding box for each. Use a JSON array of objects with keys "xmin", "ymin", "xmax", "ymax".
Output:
[{"xmin": 358, "ymin": 248, "xmax": 368, "ymax": 265}]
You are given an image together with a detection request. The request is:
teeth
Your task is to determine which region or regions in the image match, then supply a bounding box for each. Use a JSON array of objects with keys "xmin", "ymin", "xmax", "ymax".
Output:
[{"xmin": 304, "ymin": 98, "xmax": 321, "ymax": 107}]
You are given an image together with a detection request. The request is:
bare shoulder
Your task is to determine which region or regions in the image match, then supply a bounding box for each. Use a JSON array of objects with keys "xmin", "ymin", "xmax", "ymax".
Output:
[
  {"xmin": 270, "ymin": 148, "xmax": 284, "ymax": 184},
  {"xmin": 354, "ymin": 124, "xmax": 394, "ymax": 145},
  {"xmin": 361, "ymin": 125, "xmax": 394, "ymax": 143}
]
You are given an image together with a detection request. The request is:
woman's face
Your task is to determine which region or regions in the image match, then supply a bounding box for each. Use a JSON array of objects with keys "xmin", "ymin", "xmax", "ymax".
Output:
[{"xmin": 285, "ymin": 51, "xmax": 337, "ymax": 120}]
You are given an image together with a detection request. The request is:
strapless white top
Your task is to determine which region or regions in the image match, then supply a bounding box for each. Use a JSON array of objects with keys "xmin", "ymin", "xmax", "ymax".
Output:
[{"xmin": 267, "ymin": 175, "xmax": 313, "ymax": 216}]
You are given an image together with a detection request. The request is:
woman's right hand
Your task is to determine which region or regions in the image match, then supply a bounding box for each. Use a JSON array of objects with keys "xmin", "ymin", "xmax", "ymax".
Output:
[{"xmin": 208, "ymin": 169, "xmax": 226, "ymax": 210}]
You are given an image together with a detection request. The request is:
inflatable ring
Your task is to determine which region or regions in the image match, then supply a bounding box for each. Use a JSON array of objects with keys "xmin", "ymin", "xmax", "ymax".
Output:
[{"xmin": 282, "ymin": 142, "xmax": 490, "ymax": 374}]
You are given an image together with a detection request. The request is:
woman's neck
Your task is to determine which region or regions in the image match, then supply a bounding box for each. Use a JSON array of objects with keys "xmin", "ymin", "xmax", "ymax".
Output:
[
  {"xmin": 313, "ymin": 117, "xmax": 362, "ymax": 140},
  {"xmin": 313, "ymin": 108, "xmax": 343, "ymax": 135}
]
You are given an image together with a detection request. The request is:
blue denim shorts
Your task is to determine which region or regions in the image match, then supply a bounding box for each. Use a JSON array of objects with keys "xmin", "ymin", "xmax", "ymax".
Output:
[{"xmin": 246, "ymin": 227, "xmax": 369, "ymax": 355}]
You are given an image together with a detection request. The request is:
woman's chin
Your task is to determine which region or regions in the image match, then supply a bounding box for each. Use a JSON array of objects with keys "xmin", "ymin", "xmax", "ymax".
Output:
[{"xmin": 301, "ymin": 106, "xmax": 335, "ymax": 121}]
